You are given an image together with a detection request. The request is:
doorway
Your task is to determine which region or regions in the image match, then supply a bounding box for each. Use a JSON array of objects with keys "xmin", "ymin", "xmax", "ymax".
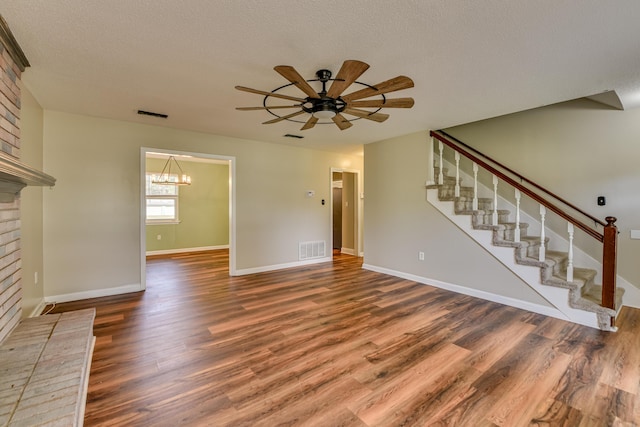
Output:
[
  {"xmin": 330, "ymin": 168, "xmax": 360, "ymax": 257},
  {"xmin": 332, "ymin": 179, "xmax": 342, "ymax": 251},
  {"xmin": 140, "ymin": 147, "xmax": 236, "ymax": 289}
]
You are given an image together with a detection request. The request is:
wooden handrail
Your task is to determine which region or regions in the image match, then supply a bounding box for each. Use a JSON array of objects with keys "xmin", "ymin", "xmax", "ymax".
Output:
[
  {"xmin": 430, "ymin": 130, "xmax": 618, "ymax": 320},
  {"xmin": 431, "ymin": 130, "xmax": 604, "ymax": 241},
  {"xmin": 436, "ymin": 130, "xmax": 607, "ymax": 228}
]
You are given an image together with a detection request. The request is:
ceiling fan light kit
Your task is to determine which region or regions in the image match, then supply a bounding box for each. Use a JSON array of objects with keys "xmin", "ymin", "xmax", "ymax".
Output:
[{"xmin": 236, "ymin": 60, "xmax": 414, "ymax": 131}]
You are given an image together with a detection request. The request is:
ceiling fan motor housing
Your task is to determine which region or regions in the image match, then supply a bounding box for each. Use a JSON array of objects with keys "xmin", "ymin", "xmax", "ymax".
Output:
[
  {"xmin": 301, "ymin": 69, "xmax": 346, "ymax": 117},
  {"xmin": 302, "ymin": 96, "xmax": 346, "ymax": 116}
]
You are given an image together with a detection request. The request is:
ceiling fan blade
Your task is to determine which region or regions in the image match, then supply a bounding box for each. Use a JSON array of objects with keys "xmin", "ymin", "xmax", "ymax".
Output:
[
  {"xmin": 341, "ymin": 76, "xmax": 414, "ymax": 102},
  {"xmin": 347, "ymin": 97, "xmax": 414, "ymax": 109},
  {"xmin": 262, "ymin": 110, "xmax": 306, "ymax": 124},
  {"xmin": 301, "ymin": 116, "xmax": 318, "ymax": 130},
  {"xmin": 325, "ymin": 60, "xmax": 370, "ymax": 98},
  {"xmin": 235, "ymin": 86, "xmax": 306, "ymax": 102},
  {"xmin": 332, "ymin": 114, "xmax": 353, "ymax": 130},
  {"xmin": 342, "ymin": 107, "xmax": 389, "ymax": 123},
  {"xmin": 236, "ymin": 105, "xmax": 302, "ymax": 111},
  {"xmin": 274, "ymin": 65, "xmax": 321, "ymax": 99}
]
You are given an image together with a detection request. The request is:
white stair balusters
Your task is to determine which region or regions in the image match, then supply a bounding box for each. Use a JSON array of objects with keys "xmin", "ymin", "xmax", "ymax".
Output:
[
  {"xmin": 514, "ymin": 189, "xmax": 521, "ymax": 243},
  {"xmin": 427, "ymin": 135, "xmax": 435, "ymax": 186},
  {"xmin": 492, "ymin": 175, "xmax": 499, "ymax": 225},
  {"xmin": 567, "ymin": 222, "xmax": 574, "ymax": 282},
  {"xmin": 454, "ymin": 151, "xmax": 460, "ymax": 197},
  {"xmin": 438, "ymin": 140, "xmax": 444, "ymax": 185},
  {"xmin": 472, "ymin": 162, "xmax": 479, "ymax": 211},
  {"xmin": 539, "ymin": 204, "xmax": 546, "ymax": 262}
]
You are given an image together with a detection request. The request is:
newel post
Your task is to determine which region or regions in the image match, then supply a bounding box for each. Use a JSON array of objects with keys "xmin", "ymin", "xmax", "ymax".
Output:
[{"xmin": 602, "ymin": 217, "xmax": 618, "ymax": 324}]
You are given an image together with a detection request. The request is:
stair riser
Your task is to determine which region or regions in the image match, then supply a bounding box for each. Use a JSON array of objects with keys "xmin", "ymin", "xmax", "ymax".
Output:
[
  {"xmin": 431, "ymin": 166, "xmax": 622, "ymax": 331},
  {"xmin": 503, "ymin": 227, "xmax": 529, "ymax": 240},
  {"xmin": 438, "ymin": 186, "xmax": 473, "ymax": 199},
  {"xmin": 553, "ymin": 258, "xmax": 568, "ymax": 275},
  {"xmin": 455, "ymin": 199, "xmax": 493, "ymax": 212},
  {"xmin": 526, "ymin": 242, "xmax": 542, "ymax": 258},
  {"xmin": 473, "ymin": 213, "xmax": 511, "ymax": 226}
]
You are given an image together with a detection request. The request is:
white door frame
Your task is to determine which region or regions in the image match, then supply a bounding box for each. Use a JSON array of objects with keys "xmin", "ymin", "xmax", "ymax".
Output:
[
  {"xmin": 329, "ymin": 167, "xmax": 362, "ymax": 257},
  {"xmin": 140, "ymin": 147, "xmax": 237, "ymax": 289}
]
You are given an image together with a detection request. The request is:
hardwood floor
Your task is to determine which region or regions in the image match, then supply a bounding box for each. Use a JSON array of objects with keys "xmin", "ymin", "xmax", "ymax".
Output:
[{"xmin": 46, "ymin": 250, "xmax": 640, "ymax": 426}]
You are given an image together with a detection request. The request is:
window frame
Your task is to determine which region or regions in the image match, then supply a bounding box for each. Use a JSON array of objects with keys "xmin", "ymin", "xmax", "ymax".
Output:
[{"xmin": 145, "ymin": 173, "xmax": 181, "ymax": 225}]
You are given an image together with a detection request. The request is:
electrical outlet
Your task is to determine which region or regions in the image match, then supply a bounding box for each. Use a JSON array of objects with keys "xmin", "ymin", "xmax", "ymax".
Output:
[
  {"xmin": 34, "ymin": 272, "xmax": 38, "ymax": 285},
  {"xmin": 157, "ymin": 234, "xmax": 162, "ymax": 240},
  {"xmin": 418, "ymin": 251, "xmax": 425, "ymax": 261}
]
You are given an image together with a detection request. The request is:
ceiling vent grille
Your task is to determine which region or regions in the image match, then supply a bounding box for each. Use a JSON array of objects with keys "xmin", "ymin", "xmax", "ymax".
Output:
[
  {"xmin": 138, "ymin": 110, "xmax": 168, "ymax": 118},
  {"xmin": 299, "ymin": 240, "xmax": 326, "ymax": 260}
]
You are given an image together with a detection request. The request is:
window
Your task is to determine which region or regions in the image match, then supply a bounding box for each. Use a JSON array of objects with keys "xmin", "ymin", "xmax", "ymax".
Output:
[{"xmin": 146, "ymin": 173, "xmax": 180, "ymax": 224}]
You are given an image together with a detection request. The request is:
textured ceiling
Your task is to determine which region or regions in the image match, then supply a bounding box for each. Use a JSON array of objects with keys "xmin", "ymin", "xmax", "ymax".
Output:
[{"xmin": 3, "ymin": 1, "xmax": 640, "ymax": 156}]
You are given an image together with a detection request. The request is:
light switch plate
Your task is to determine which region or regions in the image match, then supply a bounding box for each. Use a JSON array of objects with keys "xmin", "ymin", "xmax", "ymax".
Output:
[{"xmin": 630, "ymin": 230, "xmax": 640, "ymax": 239}]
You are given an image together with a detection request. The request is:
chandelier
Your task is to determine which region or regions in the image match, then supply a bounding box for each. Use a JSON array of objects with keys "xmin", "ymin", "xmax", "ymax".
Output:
[{"xmin": 151, "ymin": 156, "xmax": 192, "ymax": 185}]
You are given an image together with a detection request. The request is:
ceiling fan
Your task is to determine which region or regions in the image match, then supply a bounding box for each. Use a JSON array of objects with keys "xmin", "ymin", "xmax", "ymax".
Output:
[{"xmin": 235, "ymin": 60, "xmax": 414, "ymax": 131}]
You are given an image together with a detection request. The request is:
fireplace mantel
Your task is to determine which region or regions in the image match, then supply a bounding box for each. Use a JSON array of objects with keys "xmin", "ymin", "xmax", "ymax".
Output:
[{"xmin": 0, "ymin": 150, "xmax": 55, "ymax": 202}]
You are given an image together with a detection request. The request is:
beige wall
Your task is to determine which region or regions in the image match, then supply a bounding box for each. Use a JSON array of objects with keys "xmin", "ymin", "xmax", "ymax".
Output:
[
  {"xmin": 363, "ymin": 131, "xmax": 551, "ymax": 305},
  {"xmin": 19, "ymin": 84, "xmax": 45, "ymax": 317},
  {"xmin": 341, "ymin": 172, "xmax": 355, "ymax": 251},
  {"xmin": 42, "ymin": 110, "xmax": 362, "ymax": 300},
  {"xmin": 145, "ymin": 158, "xmax": 229, "ymax": 252},
  {"xmin": 446, "ymin": 98, "xmax": 640, "ymax": 289}
]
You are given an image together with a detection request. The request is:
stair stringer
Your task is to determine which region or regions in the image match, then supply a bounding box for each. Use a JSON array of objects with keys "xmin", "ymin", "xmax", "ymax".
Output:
[
  {"xmin": 427, "ymin": 188, "xmax": 604, "ymax": 330},
  {"xmin": 436, "ymin": 157, "xmax": 640, "ymax": 310}
]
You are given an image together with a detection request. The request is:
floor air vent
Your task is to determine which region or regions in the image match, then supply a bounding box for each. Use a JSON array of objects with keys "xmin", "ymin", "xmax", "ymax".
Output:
[{"xmin": 299, "ymin": 240, "xmax": 326, "ymax": 260}]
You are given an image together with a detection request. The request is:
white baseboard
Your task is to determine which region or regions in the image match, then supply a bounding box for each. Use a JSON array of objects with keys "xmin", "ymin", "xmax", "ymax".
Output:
[
  {"xmin": 341, "ymin": 247, "xmax": 356, "ymax": 256},
  {"xmin": 234, "ymin": 257, "xmax": 332, "ymax": 276},
  {"xmin": 146, "ymin": 245, "xmax": 229, "ymax": 256},
  {"xmin": 44, "ymin": 283, "xmax": 143, "ymax": 304},
  {"xmin": 362, "ymin": 263, "xmax": 567, "ymax": 321},
  {"xmin": 29, "ymin": 299, "xmax": 47, "ymax": 317}
]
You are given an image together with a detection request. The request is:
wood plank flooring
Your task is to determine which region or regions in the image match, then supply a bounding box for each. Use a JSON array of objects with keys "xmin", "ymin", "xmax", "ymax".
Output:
[{"xmin": 46, "ymin": 250, "xmax": 640, "ymax": 426}]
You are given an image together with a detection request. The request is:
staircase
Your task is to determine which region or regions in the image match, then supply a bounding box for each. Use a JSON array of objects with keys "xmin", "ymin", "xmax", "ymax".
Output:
[{"xmin": 426, "ymin": 133, "xmax": 625, "ymax": 331}]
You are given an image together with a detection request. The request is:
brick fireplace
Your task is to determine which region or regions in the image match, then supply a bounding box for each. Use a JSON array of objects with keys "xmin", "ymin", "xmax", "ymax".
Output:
[{"xmin": 0, "ymin": 17, "xmax": 55, "ymax": 343}]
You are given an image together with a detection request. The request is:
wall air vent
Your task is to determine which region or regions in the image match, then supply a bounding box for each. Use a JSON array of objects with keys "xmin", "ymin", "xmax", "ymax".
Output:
[
  {"xmin": 299, "ymin": 241, "xmax": 326, "ymax": 260},
  {"xmin": 284, "ymin": 134, "xmax": 304, "ymax": 139},
  {"xmin": 137, "ymin": 110, "xmax": 168, "ymax": 118}
]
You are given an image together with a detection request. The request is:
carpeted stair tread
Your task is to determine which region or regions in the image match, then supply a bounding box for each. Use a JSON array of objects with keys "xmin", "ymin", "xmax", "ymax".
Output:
[
  {"xmin": 502, "ymin": 235, "xmax": 538, "ymax": 244},
  {"xmin": 457, "ymin": 196, "xmax": 493, "ymax": 203},
  {"xmin": 469, "ymin": 210, "xmax": 511, "ymax": 220},
  {"xmin": 582, "ymin": 284, "xmax": 625, "ymax": 309},
  {"xmin": 487, "ymin": 210, "xmax": 513, "ymax": 217},
  {"xmin": 554, "ymin": 267, "xmax": 597, "ymax": 284},
  {"xmin": 430, "ymin": 165, "xmax": 620, "ymax": 331},
  {"xmin": 545, "ymin": 250, "xmax": 568, "ymax": 265},
  {"xmin": 545, "ymin": 266, "xmax": 596, "ymax": 291},
  {"xmin": 497, "ymin": 222, "xmax": 529, "ymax": 230},
  {"xmin": 520, "ymin": 254, "xmax": 547, "ymax": 266}
]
